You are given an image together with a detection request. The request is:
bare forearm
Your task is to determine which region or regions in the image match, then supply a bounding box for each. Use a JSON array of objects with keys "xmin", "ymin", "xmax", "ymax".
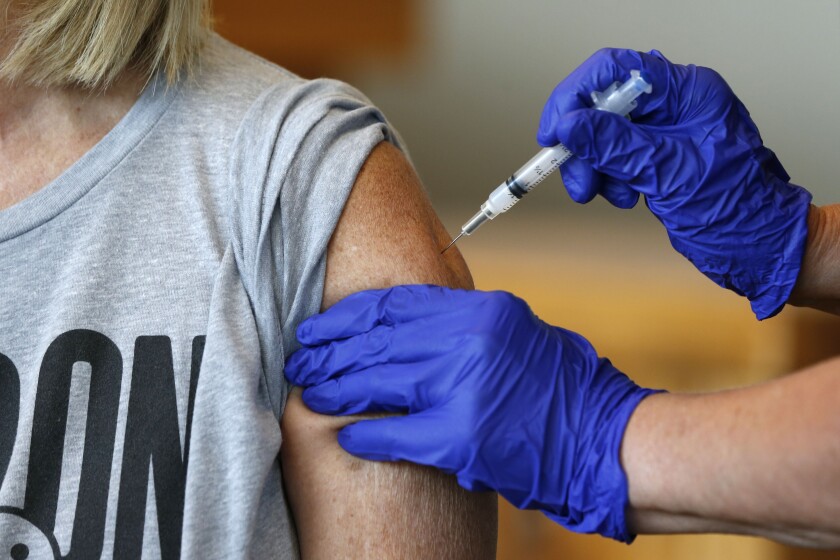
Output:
[
  {"xmin": 789, "ymin": 204, "xmax": 840, "ymax": 315},
  {"xmin": 281, "ymin": 390, "xmax": 497, "ymax": 558},
  {"xmin": 622, "ymin": 358, "xmax": 840, "ymax": 548}
]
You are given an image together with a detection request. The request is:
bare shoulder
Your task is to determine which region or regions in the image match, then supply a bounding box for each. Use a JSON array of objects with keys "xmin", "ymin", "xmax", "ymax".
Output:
[
  {"xmin": 281, "ymin": 141, "xmax": 497, "ymax": 559},
  {"xmin": 321, "ymin": 141, "xmax": 473, "ymax": 308}
]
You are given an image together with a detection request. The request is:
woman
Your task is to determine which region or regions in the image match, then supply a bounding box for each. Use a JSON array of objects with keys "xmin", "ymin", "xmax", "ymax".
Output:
[{"xmin": 0, "ymin": 1, "xmax": 498, "ymax": 558}]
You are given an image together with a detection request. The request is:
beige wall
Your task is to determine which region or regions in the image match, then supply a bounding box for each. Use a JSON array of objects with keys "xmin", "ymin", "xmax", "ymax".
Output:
[{"xmin": 354, "ymin": 0, "xmax": 840, "ymax": 214}]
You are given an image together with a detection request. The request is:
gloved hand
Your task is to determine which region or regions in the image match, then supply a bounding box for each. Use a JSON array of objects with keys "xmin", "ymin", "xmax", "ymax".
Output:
[
  {"xmin": 285, "ymin": 285, "xmax": 661, "ymax": 543},
  {"xmin": 538, "ymin": 48, "xmax": 812, "ymax": 320}
]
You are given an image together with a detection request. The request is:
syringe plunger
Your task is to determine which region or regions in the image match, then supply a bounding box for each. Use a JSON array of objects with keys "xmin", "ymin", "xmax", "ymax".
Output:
[{"xmin": 590, "ymin": 69, "xmax": 653, "ymax": 117}]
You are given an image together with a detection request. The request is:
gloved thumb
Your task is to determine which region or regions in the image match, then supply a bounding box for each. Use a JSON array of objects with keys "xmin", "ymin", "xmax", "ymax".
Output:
[
  {"xmin": 560, "ymin": 158, "xmax": 640, "ymax": 209},
  {"xmin": 553, "ymin": 109, "xmax": 656, "ymax": 185},
  {"xmin": 338, "ymin": 410, "xmax": 459, "ymax": 473}
]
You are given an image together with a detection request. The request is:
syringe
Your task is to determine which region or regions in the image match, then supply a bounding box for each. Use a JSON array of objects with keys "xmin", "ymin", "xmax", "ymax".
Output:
[{"xmin": 442, "ymin": 70, "xmax": 653, "ymax": 253}]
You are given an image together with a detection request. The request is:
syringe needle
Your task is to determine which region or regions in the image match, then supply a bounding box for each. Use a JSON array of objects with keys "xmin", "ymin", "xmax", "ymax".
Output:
[{"xmin": 440, "ymin": 232, "xmax": 464, "ymax": 254}]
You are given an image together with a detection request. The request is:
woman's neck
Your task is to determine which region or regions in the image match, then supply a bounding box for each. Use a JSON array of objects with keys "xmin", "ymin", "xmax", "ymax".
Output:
[{"xmin": 0, "ymin": 70, "xmax": 145, "ymax": 210}]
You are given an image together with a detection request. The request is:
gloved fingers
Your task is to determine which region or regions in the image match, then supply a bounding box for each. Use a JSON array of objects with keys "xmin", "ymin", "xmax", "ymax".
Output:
[
  {"xmin": 300, "ymin": 358, "xmax": 447, "ymax": 415},
  {"xmin": 337, "ymin": 409, "xmax": 460, "ymax": 473},
  {"xmin": 301, "ymin": 372, "xmax": 409, "ymax": 415},
  {"xmin": 287, "ymin": 313, "xmax": 463, "ymax": 386},
  {"xmin": 559, "ymin": 158, "xmax": 601, "ymax": 204},
  {"xmin": 295, "ymin": 285, "xmax": 480, "ymax": 346},
  {"xmin": 601, "ymin": 178, "xmax": 640, "ymax": 209},
  {"xmin": 287, "ymin": 323, "xmax": 395, "ymax": 386},
  {"xmin": 553, "ymin": 109, "xmax": 657, "ymax": 184},
  {"xmin": 559, "ymin": 153, "xmax": 639, "ymax": 208},
  {"xmin": 295, "ymin": 288, "xmax": 393, "ymax": 346},
  {"xmin": 537, "ymin": 48, "xmax": 674, "ymax": 147}
]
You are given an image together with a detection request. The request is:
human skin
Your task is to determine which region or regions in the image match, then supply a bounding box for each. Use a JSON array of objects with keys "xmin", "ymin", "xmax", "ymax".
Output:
[
  {"xmin": 0, "ymin": 61, "xmax": 145, "ymax": 209},
  {"xmin": 0, "ymin": 2, "xmax": 145, "ymax": 206},
  {"xmin": 622, "ymin": 205, "xmax": 840, "ymax": 548},
  {"xmin": 789, "ymin": 205, "xmax": 840, "ymax": 315},
  {"xmin": 281, "ymin": 142, "xmax": 497, "ymax": 558}
]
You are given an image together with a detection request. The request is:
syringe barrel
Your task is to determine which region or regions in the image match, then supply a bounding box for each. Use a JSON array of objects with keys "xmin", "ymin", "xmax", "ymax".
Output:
[
  {"xmin": 483, "ymin": 144, "xmax": 573, "ymax": 215},
  {"xmin": 454, "ymin": 69, "xmax": 652, "ymax": 245},
  {"xmin": 461, "ymin": 207, "xmax": 492, "ymax": 235}
]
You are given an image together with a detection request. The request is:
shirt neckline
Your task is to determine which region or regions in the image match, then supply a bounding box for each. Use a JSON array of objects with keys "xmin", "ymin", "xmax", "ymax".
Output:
[{"xmin": 0, "ymin": 71, "xmax": 180, "ymax": 243}]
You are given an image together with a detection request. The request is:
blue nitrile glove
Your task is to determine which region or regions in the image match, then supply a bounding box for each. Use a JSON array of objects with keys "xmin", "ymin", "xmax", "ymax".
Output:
[
  {"xmin": 285, "ymin": 285, "xmax": 661, "ymax": 543},
  {"xmin": 538, "ymin": 48, "xmax": 812, "ymax": 320}
]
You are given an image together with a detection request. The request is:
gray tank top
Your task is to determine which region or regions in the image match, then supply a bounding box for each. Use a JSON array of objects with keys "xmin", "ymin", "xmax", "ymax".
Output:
[{"xmin": 0, "ymin": 34, "xmax": 397, "ymax": 559}]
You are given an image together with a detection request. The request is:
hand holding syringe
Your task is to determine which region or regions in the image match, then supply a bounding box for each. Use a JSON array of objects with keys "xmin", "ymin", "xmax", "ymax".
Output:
[{"xmin": 442, "ymin": 70, "xmax": 652, "ymax": 253}]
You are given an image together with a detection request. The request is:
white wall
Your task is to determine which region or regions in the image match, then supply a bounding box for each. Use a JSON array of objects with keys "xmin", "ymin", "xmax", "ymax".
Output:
[{"xmin": 354, "ymin": 0, "xmax": 840, "ymax": 217}]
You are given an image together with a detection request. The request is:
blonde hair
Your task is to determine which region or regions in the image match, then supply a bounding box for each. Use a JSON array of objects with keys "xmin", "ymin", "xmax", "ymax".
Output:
[{"xmin": 1, "ymin": 0, "xmax": 212, "ymax": 88}]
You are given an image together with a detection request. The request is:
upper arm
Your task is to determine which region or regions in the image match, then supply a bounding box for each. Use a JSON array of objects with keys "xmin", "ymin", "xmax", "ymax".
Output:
[
  {"xmin": 280, "ymin": 142, "xmax": 497, "ymax": 558},
  {"xmin": 320, "ymin": 141, "xmax": 473, "ymax": 306}
]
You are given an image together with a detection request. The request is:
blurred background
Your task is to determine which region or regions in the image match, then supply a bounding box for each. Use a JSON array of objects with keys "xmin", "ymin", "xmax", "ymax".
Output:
[{"xmin": 214, "ymin": 1, "xmax": 840, "ymax": 558}]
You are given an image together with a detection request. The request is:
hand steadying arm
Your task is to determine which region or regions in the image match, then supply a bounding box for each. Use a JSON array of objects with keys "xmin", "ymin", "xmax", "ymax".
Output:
[{"xmin": 280, "ymin": 142, "xmax": 498, "ymax": 559}]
